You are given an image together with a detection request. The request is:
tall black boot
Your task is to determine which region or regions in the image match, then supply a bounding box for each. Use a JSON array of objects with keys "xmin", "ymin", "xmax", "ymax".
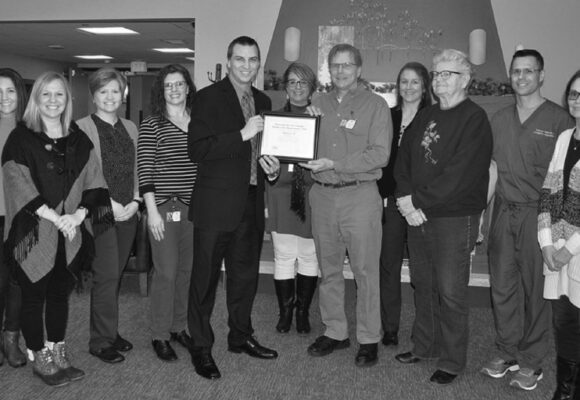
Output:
[
  {"xmin": 274, "ymin": 279, "xmax": 295, "ymax": 333},
  {"xmin": 295, "ymin": 274, "xmax": 318, "ymax": 334},
  {"xmin": 552, "ymin": 356, "xmax": 580, "ymax": 400}
]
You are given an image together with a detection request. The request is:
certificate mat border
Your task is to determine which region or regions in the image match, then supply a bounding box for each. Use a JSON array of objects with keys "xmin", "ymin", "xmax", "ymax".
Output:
[{"xmin": 258, "ymin": 111, "xmax": 320, "ymax": 163}]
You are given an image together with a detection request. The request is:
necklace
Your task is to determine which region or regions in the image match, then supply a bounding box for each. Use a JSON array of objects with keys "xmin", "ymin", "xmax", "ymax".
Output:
[{"xmin": 572, "ymin": 132, "xmax": 580, "ymax": 151}]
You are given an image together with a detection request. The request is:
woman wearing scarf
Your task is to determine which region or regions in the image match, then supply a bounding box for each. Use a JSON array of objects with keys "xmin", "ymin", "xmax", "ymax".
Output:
[
  {"xmin": 266, "ymin": 63, "xmax": 319, "ymax": 334},
  {"xmin": 2, "ymin": 71, "xmax": 113, "ymax": 387}
]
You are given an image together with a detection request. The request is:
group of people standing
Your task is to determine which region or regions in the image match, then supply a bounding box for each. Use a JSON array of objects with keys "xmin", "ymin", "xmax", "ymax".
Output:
[{"xmin": 0, "ymin": 33, "xmax": 579, "ymax": 400}]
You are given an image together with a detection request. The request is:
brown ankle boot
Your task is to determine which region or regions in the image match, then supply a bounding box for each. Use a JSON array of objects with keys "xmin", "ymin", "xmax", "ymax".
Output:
[
  {"xmin": 32, "ymin": 348, "xmax": 70, "ymax": 387},
  {"xmin": 51, "ymin": 342, "xmax": 85, "ymax": 381},
  {"xmin": 3, "ymin": 330, "xmax": 26, "ymax": 367}
]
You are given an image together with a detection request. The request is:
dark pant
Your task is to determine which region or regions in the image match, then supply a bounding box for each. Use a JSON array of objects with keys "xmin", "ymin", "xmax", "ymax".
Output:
[
  {"xmin": 407, "ymin": 214, "xmax": 479, "ymax": 374},
  {"xmin": 89, "ymin": 216, "xmax": 137, "ymax": 350},
  {"xmin": 149, "ymin": 200, "xmax": 193, "ymax": 340},
  {"xmin": 488, "ymin": 197, "xmax": 551, "ymax": 370},
  {"xmin": 0, "ymin": 218, "xmax": 22, "ymax": 332},
  {"xmin": 379, "ymin": 198, "xmax": 407, "ymax": 334},
  {"xmin": 15, "ymin": 236, "xmax": 74, "ymax": 351},
  {"xmin": 552, "ymin": 296, "xmax": 580, "ymax": 361},
  {"xmin": 188, "ymin": 187, "xmax": 261, "ymax": 349}
]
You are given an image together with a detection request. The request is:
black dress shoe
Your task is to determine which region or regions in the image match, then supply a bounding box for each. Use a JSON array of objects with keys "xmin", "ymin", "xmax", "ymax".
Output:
[
  {"xmin": 355, "ymin": 343, "xmax": 378, "ymax": 367},
  {"xmin": 191, "ymin": 350, "xmax": 221, "ymax": 380},
  {"xmin": 381, "ymin": 332, "xmax": 399, "ymax": 347},
  {"xmin": 430, "ymin": 369, "xmax": 457, "ymax": 385},
  {"xmin": 307, "ymin": 335, "xmax": 351, "ymax": 357},
  {"xmin": 395, "ymin": 351, "xmax": 421, "ymax": 364},
  {"xmin": 89, "ymin": 347, "xmax": 125, "ymax": 364},
  {"xmin": 170, "ymin": 330, "xmax": 193, "ymax": 350},
  {"xmin": 152, "ymin": 340, "xmax": 178, "ymax": 362},
  {"xmin": 228, "ymin": 337, "xmax": 278, "ymax": 359},
  {"xmin": 113, "ymin": 334, "xmax": 133, "ymax": 352}
]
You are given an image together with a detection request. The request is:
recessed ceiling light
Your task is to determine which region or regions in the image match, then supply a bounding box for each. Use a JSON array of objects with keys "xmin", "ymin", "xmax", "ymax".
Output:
[
  {"xmin": 153, "ymin": 48, "xmax": 194, "ymax": 54},
  {"xmin": 77, "ymin": 27, "xmax": 139, "ymax": 35},
  {"xmin": 185, "ymin": 57, "xmax": 195, "ymax": 61},
  {"xmin": 75, "ymin": 55, "xmax": 114, "ymax": 60}
]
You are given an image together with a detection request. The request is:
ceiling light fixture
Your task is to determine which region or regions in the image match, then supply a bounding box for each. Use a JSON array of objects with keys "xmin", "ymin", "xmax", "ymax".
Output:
[
  {"xmin": 153, "ymin": 48, "xmax": 194, "ymax": 53},
  {"xmin": 75, "ymin": 55, "xmax": 114, "ymax": 60},
  {"xmin": 77, "ymin": 27, "xmax": 139, "ymax": 35}
]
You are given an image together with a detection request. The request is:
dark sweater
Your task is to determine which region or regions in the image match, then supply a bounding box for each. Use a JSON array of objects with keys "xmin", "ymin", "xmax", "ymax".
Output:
[{"xmin": 394, "ymin": 98, "xmax": 492, "ymax": 218}]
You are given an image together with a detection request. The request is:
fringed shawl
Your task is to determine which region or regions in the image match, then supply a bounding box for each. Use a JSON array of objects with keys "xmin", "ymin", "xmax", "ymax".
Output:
[{"xmin": 2, "ymin": 121, "xmax": 114, "ymax": 283}]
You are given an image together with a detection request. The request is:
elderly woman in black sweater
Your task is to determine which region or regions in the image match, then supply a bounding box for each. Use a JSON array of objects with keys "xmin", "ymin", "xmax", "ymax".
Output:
[{"xmin": 394, "ymin": 49, "xmax": 492, "ymax": 385}]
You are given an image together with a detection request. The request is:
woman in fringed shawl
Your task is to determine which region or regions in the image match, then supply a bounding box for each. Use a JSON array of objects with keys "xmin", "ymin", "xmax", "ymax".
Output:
[
  {"xmin": 538, "ymin": 70, "xmax": 580, "ymax": 400},
  {"xmin": 1, "ymin": 72, "xmax": 114, "ymax": 387},
  {"xmin": 0, "ymin": 68, "xmax": 28, "ymax": 368}
]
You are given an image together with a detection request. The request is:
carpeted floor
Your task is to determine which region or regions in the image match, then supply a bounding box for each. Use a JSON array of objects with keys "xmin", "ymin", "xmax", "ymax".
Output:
[{"xmin": 0, "ymin": 275, "xmax": 556, "ymax": 400}]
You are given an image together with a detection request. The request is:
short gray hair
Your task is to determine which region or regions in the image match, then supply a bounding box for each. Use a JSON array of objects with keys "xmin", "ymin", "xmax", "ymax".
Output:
[{"xmin": 433, "ymin": 49, "xmax": 472, "ymax": 77}]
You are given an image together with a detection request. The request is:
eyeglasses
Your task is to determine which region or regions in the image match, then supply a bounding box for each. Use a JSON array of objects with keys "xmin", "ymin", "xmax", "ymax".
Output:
[
  {"xmin": 329, "ymin": 62, "xmax": 357, "ymax": 71},
  {"xmin": 430, "ymin": 70, "xmax": 462, "ymax": 80},
  {"xmin": 510, "ymin": 68, "xmax": 541, "ymax": 77},
  {"xmin": 569, "ymin": 90, "xmax": 580, "ymax": 101},
  {"xmin": 286, "ymin": 79, "xmax": 308, "ymax": 88},
  {"xmin": 164, "ymin": 81, "xmax": 187, "ymax": 91}
]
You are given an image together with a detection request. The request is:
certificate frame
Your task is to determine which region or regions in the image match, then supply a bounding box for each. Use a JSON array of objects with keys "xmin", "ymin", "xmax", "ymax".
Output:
[{"xmin": 258, "ymin": 111, "xmax": 320, "ymax": 163}]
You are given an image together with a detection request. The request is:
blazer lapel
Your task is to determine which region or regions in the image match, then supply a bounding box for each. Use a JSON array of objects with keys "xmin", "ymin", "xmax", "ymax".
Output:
[{"xmin": 219, "ymin": 78, "xmax": 245, "ymax": 125}]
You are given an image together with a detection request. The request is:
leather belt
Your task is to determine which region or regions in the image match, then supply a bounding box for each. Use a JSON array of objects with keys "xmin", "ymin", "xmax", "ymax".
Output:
[{"xmin": 314, "ymin": 180, "xmax": 368, "ymax": 189}]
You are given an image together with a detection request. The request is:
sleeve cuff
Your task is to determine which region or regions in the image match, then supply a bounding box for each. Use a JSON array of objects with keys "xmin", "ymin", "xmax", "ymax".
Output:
[{"xmin": 538, "ymin": 228, "xmax": 553, "ymax": 249}]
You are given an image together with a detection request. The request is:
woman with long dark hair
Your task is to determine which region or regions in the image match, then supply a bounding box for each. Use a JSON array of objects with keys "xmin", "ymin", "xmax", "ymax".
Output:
[
  {"xmin": 0, "ymin": 68, "xmax": 28, "ymax": 368},
  {"xmin": 137, "ymin": 64, "xmax": 197, "ymax": 362},
  {"xmin": 377, "ymin": 62, "xmax": 431, "ymax": 347}
]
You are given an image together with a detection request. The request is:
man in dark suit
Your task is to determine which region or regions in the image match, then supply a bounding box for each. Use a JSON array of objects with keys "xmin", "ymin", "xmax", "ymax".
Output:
[{"xmin": 187, "ymin": 36, "xmax": 279, "ymax": 380}]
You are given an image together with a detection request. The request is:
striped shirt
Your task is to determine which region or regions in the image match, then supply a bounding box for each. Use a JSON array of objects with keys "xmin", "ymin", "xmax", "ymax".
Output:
[{"xmin": 137, "ymin": 115, "xmax": 196, "ymax": 205}]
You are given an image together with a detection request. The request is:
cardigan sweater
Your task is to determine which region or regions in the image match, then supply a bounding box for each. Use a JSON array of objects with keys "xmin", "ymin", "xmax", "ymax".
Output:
[
  {"xmin": 76, "ymin": 115, "xmax": 139, "ymax": 204},
  {"xmin": 538, "ymin": 127, "xmax": 580, "ymax": 307},
  {"xmin": 2, "ymin": 121, "xmax": 114, "ymax": 283}
]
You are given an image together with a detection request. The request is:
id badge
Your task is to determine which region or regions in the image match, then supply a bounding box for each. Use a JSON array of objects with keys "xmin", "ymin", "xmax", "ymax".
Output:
[{"xmin": 166, "ymin": 211, "xmax": 181, "ymax": 222}]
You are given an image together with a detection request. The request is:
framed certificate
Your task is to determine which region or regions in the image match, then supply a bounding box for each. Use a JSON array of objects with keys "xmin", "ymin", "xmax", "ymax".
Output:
[{"xmin": 258, "ymin": 112, "xmax": 320, "ymax": 163}]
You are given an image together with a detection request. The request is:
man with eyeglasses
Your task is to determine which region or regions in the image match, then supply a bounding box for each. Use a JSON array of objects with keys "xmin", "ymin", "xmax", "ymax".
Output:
[
  {"xmin": 482, "ymin": 49, "xmax": 573, "ymax": 391},
  {"xmin": 186, "ymin": 36, "xmax": 280, "ymax": 380},
  {"xmin": 300, "ymin": 43, "xmax": 392, "ymax": 367}
]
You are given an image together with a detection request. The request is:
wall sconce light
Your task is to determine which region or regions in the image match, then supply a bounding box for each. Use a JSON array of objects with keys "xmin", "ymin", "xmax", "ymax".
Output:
[
  {"xmin": 515, "ymin": 44, "xmax": 525, "ymax": 51},
  {"xmin": 469, "ymin": 29, "xmax": 486, "ymax": 65},
  {"xmin": 284, "ymin": 27, "xmax": 301, "ymax": 62}
]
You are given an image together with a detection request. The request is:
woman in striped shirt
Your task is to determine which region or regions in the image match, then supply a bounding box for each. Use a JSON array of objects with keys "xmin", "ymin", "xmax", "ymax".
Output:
[{"xmin": 137, "ymin": 64, "xmax": 197, "ymax": 362}]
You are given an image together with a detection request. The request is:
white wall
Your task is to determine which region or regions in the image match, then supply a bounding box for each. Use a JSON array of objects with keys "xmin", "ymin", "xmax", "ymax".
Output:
[
  {"xmin": 0, "ymin": 52, "xmax": 71, "ymax": 81},
  {"xmin": 0, "ymin": 0, "xmax": 283, "ymax": 90},
  {"xmin": 491, "ymin": 0, "xmax": 580, "ymax": 103}
]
